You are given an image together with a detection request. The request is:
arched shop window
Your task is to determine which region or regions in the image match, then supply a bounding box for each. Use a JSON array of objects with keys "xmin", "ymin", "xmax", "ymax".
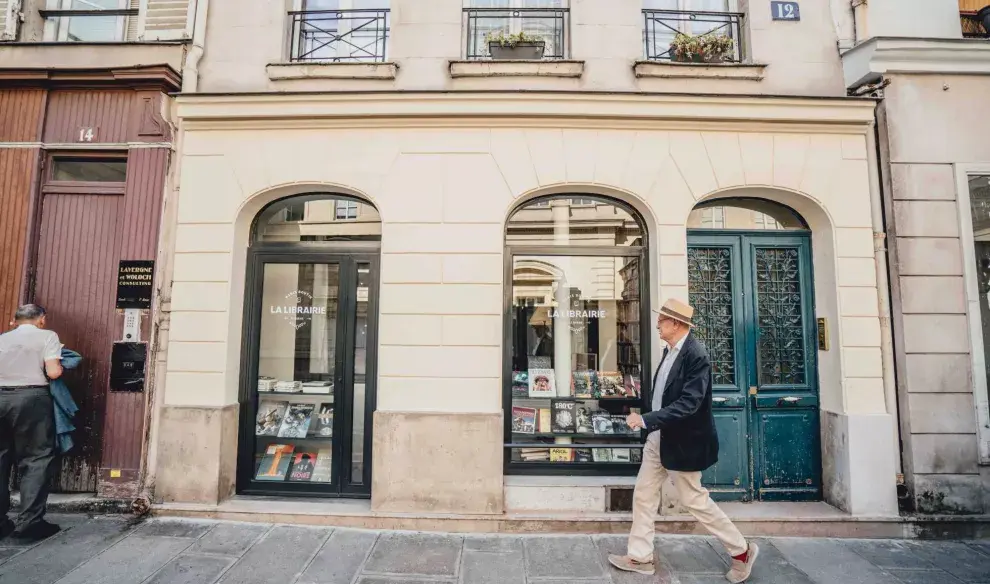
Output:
[
  {"xmin": 241, "ymin": 193, "xmax": 381, "ymax": 497},
  {"xmin": 504, "ymin": 196, "xmax": 650, "ymax": 473}
]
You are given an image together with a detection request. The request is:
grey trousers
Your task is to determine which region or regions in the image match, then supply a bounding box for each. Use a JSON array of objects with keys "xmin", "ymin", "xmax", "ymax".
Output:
[{"xmin": 0, "ymin": 387, "xmax": 56, "ymax": 529}]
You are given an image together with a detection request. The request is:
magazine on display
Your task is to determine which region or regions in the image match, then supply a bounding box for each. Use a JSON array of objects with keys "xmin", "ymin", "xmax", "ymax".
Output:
[
  {"xmin": 612, "ymin": 448, "xmax": 631, "ymax": 463},
  {"xmin": 288, "ymin": 452, "xmax": 317, "ymax": 481},
  {"xmin": 255, "ymin": 444, "xmax": 294, "ymax": 481},
  {"xmin": 511, "ymin": 371, "xmax": 529, "ymax": 398},
  {"xmin": 611, "ymin": 414, "xmax": 636, "ymax": 435},
  {"xmin": 591, "ymin": 410, "xmax": 614, "ymax": 434},
  {"xmin": 574, "ymin": 449, "xmax": 593, "ymax": 463},
  {"xmin": 528, "ymin": 356, "xmax": 551, "ymax": 370},
  {"xmin": 571, "ymin": 371, "xmax": 597, "ymax": 399},
  {"xmin": 310, "ymin": 449, "xmax": 333, "ymax": 483},
  {"xmin": 256, "ymin": 401, "xmax": 289, "ymax": 436},
  {"xmin": 597, "ymin": 371, "xmax": 625, "ymax": 398},
  {"xmin": 538, "ymin": 408, "xmax": 552, "ymax": 433},
  {"xmin": 550, "ymin": 448, "xmax": 574, "ymax": 462},
  {"xmin": 550, "ymin": 400, "xmax": 576, "ymax": 433},
  {"xmin": 528, "ymin": 368, "xmax": 556, "ymax": 398},
  {"xmin": 575, "ymin": 405, "xmax": 594, "ymax": 434},
  {"xmin": 592, "ymin": 448, "xmax": 613, "ymax": 463},
  {"xmin": 311, "ymin": 404, "xmax": 334, "ymax": 438},
  {"xmin": 511, "ymin": 406, "xmax": 537, "ymax": 434},
  {"xmin": 277, "ymin": 403, "xmax": 316, "ymax": 438}
]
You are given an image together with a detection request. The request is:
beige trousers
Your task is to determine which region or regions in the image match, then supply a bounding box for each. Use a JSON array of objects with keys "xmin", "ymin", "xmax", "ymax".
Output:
[{"xmin": 628, "ymin": 431, "xmax": 748, "ymax": 562}]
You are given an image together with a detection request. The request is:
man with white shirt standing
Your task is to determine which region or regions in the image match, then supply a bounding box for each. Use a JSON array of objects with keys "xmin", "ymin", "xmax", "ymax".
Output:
[
  {"xmin": 0, "ymin": 304, "xmax": 63, "ymax": 542},
  {"xmin": 608, "ymin": 299, "xmax": 759, "ymax": 583}
]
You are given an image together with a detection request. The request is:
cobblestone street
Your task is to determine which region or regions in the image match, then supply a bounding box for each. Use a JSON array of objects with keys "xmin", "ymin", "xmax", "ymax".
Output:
[{"xmin": 0, "ymin": 515, "xmax": 986, "ymax": 584}]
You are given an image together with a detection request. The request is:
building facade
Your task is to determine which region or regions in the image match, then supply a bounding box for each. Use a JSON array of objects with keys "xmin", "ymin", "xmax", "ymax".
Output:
[
  {"xmin": 0, "ymin": 0, "xmax": 197, "ymax": 497},
  {"xmin": 840, "ymin": 0, "xmax": 990, "ymax": 513},
  {"xmin": 147, "ymin": 0, "xmax": 901, "ymax": 518}
]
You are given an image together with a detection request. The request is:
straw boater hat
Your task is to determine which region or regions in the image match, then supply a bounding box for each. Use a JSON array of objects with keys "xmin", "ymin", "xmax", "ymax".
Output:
[{"xmin": 653, "ymin": 298, "xmax": 695, "ymax": 327}]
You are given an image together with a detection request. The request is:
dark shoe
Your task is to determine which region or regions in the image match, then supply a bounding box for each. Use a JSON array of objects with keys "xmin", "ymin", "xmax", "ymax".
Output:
[
  {"xmin": 0, "ymin": 519, "xmax": 14, "ymax": 540},
  {"xmin": 13, "ymin": 520, "xmax": 60, "ymax": 542}
]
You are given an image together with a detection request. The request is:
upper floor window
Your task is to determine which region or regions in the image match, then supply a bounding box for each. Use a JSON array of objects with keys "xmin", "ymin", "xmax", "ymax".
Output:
[
  {"xmin": 643, "ymin": 0, "xmax": 744, "ymax": 63},
  {"xmin": 41, "ymin": 0, "xmax": 139, "ymax": 42},
  {"xmin": 255, "ymin": 194, "xmax": 381, "ymax": 243},
  {"xmin": 289, "ymin": 0, "xmax": 390, "ymax": 62},
  {"xmin": 464, "ymin": 0, "xmax": 569, "ymax": 60},
  {"xmin": 335, "ymin": 200, "xmax": 359, "ymax": 220}
]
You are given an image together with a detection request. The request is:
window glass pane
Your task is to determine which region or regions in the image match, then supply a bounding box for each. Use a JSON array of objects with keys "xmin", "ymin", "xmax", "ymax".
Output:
[
  {"xmin": 506, "ymin": 198, "xmax": 645, "ymax": 247},
  {"xmin": 254, "ymin": 263, "xmax": 339, "ymax": 485},
  {"xmin": 687, "ymin": 199, "xmax": 806, "ymax": 230},
  {"xmin": 509, "ymin": 255, "xmax": 644, "ymax": 465},
  {"xmin": 970, "ymin": 175, "xmax": 990, "ymax": 406},
  {"xmin": 52, "ymin": 159, "xmax": 127, "ymax": 182},
  {"xmin": 256, "ymin": 196, "xmax": 382, "ymax": 243},
  {"xmin": 350, "ymin": 263, "xmax": 372, "ymax": 484},
  {"xmin": 60, "ymin": 0, "xmax": 125, "ymax": 42}
]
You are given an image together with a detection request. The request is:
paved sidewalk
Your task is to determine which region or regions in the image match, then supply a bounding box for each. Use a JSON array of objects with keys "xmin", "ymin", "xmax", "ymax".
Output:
[{"xmin": 0, "ymin": 515, "xmax": 987, "ymax": 584}]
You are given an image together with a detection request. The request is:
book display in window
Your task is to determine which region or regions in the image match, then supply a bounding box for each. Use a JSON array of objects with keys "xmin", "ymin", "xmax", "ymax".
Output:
[
  {"xmin": 278, "ymin": 403, "xmax": 315, "ymax": 438},
  {"xmin": 551, "ymin": 400, "xmax": 576, "ymax": 433},
  {"xmin": 511, "ymin": 406, "xmax": 537, "ymax": 434},
  {"xmin": 288, "ymin": 452, "xmax": 317, "ymax": 481},
  {"xmin": 311, "ymin": 404, "xmax": 334, "ymax": 438},
  {"xmin": 256, "ymin": 401, "xmax": 288, "ymax": 436},
  {"xmin": 311, "ymin": 449, "xmax": 333, "ymax": 483}
]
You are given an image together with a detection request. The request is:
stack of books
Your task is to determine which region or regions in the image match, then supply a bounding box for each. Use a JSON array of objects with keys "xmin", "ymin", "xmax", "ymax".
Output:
[
  {"xmin": 301, "ymin": 381, "xmax": 332, "ymax": 395},
  {"xmin": 519, "ymin": 448, "xmax": 550, "ymax": 461},
  {"xmin": 257, "ymin": 377, "xmax": 277, "ymax": 392},
  {"xmin": 274, "ymin": 380, "xmax": 302, "ymax": 393}
]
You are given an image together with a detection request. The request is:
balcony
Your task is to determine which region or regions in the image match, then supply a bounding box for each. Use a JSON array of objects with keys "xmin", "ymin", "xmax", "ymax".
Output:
[
  {"xmin": 961, "ymin": 10, "xmax": 989, "ymax": 39},
  {"xmin": 463, "ymin": 7, "xmax": 569, "ymax": 60},
  {"xmin": 39, "ymin": 7, "xmax": 140, "ymax": 42},
  {"xmin": 643, "ymin": 9, "xmax": 744, "ymax": 63},
  {"xmin": 288, "ymin": 9, "xmax": 390, "ymax": 63}
]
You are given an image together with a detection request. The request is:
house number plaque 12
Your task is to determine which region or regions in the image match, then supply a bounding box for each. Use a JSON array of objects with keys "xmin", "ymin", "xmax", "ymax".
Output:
[{"xmin": 771, "ymin": 1, "xmax": 800, "ymax": 21}]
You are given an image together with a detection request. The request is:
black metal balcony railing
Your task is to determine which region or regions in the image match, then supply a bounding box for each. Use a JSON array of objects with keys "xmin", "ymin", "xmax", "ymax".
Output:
[
  {"xmin": 288, "ymin": 9, "xmax": 390, "ymax": 63},
  {"xmin": 464, "ymin": 7, "xmax": 569, "ymax": 60},
  {"xmin": 38, "ymin": 8, "xmax": 139, "ymax": 42},
  {"xmin": 643, "ymin": 9, "xmax": 744, "ymax": 63},
  {"xmin": 961, "ymin": 12, "xmax": 989, "ymax": 38}
]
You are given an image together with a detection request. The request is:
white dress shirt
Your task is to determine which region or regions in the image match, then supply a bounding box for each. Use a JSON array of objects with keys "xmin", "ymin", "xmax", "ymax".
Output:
[{"xmin": 651, "ymin": 333, "xmax": 688, "ymax": 412}]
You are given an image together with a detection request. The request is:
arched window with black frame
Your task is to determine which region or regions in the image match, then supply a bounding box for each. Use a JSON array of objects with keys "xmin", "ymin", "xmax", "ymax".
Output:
[
  {"xmin": 504, "ymin": 195, "xmax": 650, "ymax": 473},
  {"xmin": 238, "ymin": 193, "xmax": 380, "ymax": 498}
]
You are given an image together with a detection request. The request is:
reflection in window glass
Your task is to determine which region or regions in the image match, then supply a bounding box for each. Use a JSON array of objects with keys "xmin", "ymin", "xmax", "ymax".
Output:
[
  {"xmin": 506, "ymin": 197, "xmax": 644, "ymax": 247},
  {"xmin": 57, "ymin": 0, "xmax": 127, "ymax": 42},
  {"xmin": 256, "ymin": 195, "xmax": 381, "ymax": 243},
  {"xmin": 687, "ymin": 199, "xmax": 806, "ymax": 230},
  {"xmin": 52, "ymin": 159, "xmax": 127, "ymax": 182},
  {"xmin": 509, "ymin": 254, "xmax": 644, "ymax": 465},
  {"xmin": 970, "ymin": 175, "xmax": 990, "ymax": 405},
  {"xmin": 350, "ymin": 263, "xmax": 372, "ymax": 484}
]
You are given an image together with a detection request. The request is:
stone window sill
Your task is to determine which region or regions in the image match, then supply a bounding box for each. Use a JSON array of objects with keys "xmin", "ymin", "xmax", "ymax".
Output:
[
  {"xmin": 266, "ymin": 62, "xmax": 398, "ymax": 81},
  {"xmin": 634, "ymin": 60, "xmax": 767, "ymax": 81},
  {"xmin": 449, "ymin": 60, "xmax": 585, "ymax": 79}
]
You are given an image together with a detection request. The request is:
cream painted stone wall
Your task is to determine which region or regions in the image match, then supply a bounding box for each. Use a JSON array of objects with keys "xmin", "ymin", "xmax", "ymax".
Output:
[
  {"xmin": 156, "ymin": 93, "xmax": 892, "ymax": 511},
  {"xmin": 196, "ymin": 0, "xmax": 846, "ymax": 96}
]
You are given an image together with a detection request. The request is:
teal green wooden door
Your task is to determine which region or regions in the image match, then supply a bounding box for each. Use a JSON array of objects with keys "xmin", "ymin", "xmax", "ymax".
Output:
[{"xmin": 687, "ymin": 231, "xmax": 821, "ymax": 502}]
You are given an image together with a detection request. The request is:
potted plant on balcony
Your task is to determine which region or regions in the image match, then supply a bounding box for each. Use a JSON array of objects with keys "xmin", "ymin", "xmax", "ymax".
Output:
[
  {"xmin": 669, "ymin": 32, "xmax": 735, "ymax": 64},
  {"xmin": 486, "ymin": 30, "xmax": 546, "ymax": 60}
]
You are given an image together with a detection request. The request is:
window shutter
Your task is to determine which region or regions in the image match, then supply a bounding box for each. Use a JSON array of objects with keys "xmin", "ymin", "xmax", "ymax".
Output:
[
  {"xmin": 1, "ymin": 0, "xmax": 21, "ymax": 42},
  {"xmin": 143, "ymin": 0, "xmax": 191, "ymax": 40}
]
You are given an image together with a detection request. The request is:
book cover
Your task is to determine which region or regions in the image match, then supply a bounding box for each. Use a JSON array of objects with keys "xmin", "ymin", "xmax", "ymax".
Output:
[
  {"xmin": 551, "ymin": 400, "xmax": 577, "ymax": 433},
  {"xmin": 592, "ymin": 448, "xmax": 613, "ymax": 463},
  {"xmin": 528, "ymin": 368, "xmax": 556, "ymax": 398},
  {"xmin": 511, "ymin": 371, "xmax": 529, "ymax": 398},
  {"xmin": 538, "ymin": 408, "xmax": 552, "ymax": 433},
  {"xmin": 311, "ymin": 403, "xmax": 334, "ymax": 438},
  {"xmin": 592, "ymin": 410, "xmax": 614, "ymax": 434},
  {"xmin": 612, "ymin": 448, "xmax": 632, "ymax": 463},
  {"xmin": 598, "ymin": 371, "xmax": 625, "ymax": 397},
  {"xmin": 631, "ymin": 448, "xmax": 643, "ymax": 464},
  {"xmin": 571, "ymin": 371, "xmax": 597, "ymax": 398},
  {"xmin": 256, "ymin": 401, "xmax": 289, "ymax": 436},
  {"xmin": 277, "ymin": 403, "xmax": 316, "ymax": 438},
  {"xmin": 611, "ymin": 414, "xmax": 635, "ymax": 435},
  {"xmin": 511, "ymin": 406, "xmax": 537, "ymax": 434},
  {"xmin": 288, "ymin": 452, "xmax": 317, "ymax": 481},
  {"xmin": 528, "ymin": 356, "xmax": 551, "ymax": 369},
  {"xmin": 575, "ymin": 406, "xmax": 594, "ymax": 434},
  {"xmin": 255, "ymin": 444, "xmax": 294, "ymax": 481},
  {"xmin": 550, "ymin": 448, "xmax": 573, "ymax": 462},
  {"xmin": 310, "ymin": 449, "xmax": 333, "ymax": 483},
  {"xmin": 623, "ymin": 373, "xmax": 642, "ymax": 397},
  {"xmin": 574, "ymin": 448, "xmax": 593, "ymax": 463}
]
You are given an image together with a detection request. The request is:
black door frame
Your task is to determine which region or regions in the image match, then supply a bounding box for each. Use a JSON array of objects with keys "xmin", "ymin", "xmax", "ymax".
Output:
[{"xmin": 236, "ymin": 246, "xmax": 380, "ymax": 498}]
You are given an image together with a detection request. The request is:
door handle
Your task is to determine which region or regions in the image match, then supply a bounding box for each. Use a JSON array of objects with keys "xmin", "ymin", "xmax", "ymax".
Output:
[
  {"xmin": 778, "ymin": 396, "xmax": 800, "ymax": 405},
  {"xmin": 713, "ymin": 397, "xmax": 727, "ymax": 403}
]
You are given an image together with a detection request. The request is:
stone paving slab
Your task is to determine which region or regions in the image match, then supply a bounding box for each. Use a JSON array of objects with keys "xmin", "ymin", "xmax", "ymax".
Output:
[{"xmin": 0, "ymin": 516, "xmax": 987, "ymax": 584}]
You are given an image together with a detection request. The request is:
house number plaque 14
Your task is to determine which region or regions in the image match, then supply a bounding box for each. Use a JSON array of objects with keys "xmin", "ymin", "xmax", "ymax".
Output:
[{"xmin": 771, "ymin": 1, "xmax": 800, "ymax": 21}]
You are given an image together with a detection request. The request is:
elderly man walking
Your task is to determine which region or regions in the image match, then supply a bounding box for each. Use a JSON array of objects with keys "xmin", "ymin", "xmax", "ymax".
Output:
[
  {"xmin": 608, "ymin": 299, "xmax": 759, "ymax": 583},
  {"xmin": 0, "ymin": 304, "xmax": 63, "ymax": 542}
]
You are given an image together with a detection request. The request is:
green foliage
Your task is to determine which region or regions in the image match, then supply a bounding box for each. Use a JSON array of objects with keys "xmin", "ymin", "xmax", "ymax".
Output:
[{"xmin": 486, "ymin": 30, "xmax": 545, "ymax": 47}]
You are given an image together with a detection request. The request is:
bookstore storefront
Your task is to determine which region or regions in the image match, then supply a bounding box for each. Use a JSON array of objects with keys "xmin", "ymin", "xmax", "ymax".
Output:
[{"xmin": 153, "ymin": 92, "xmax": 899, "ymax": 517}]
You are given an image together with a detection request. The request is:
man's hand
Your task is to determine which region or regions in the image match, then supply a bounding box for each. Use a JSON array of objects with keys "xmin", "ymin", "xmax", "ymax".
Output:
[{"xmin": 627, "ymin": 412, "xmax": 646, "ymax": 430}]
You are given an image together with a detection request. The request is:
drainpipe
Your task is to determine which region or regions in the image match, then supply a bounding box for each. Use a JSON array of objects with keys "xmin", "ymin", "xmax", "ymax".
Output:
[
  {"xmin": 865, "ymin": 118, "xmax": 902, "ymax": 475},
  {"xmin": 182, "ymin": 0, "xmax": 210, "ymax": 92}
]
